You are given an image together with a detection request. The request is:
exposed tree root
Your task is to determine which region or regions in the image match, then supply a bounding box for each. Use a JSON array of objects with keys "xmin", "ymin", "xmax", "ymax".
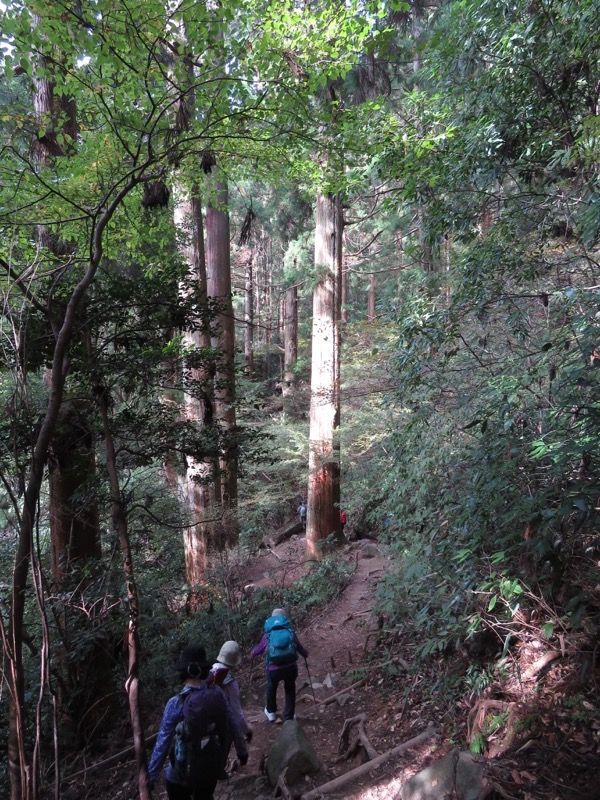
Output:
[
  {"xmin": 300, "ymin": 724, "xmax": 438, "ymax": 800},
  {"xmin": 273, "ymin": 766, "xmax": 294, "ymax": 800},
  {"xmin": 336, "ymin": 713, "xmax": 379, "ymax": 762}
]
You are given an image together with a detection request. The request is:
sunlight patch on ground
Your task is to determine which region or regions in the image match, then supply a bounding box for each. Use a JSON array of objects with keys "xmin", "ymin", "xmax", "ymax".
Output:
[{"xmin": 354, "ymin": 776, "xmax": 403, "ymax": 799}]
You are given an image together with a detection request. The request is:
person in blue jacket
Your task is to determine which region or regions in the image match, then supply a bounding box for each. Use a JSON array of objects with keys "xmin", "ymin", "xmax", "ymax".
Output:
[
  {"xmin": 147, "ymin": 644, "xmax": 248, "ymax": 800},
  {"xmin": 251, "ymin": 608, "xmax": 308, "ymax": 723}
]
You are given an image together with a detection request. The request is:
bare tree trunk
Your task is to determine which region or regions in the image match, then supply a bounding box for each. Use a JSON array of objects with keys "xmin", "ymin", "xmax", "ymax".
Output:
[
  {"xmin": 97, "ymin": 391, "xmax": 151, "ymax": 800},
  {"xmin": 244, "ymin": 254, "xmax": 254, "ymax": 375},
  {"xmin": 306, "ymin": 192, "xmax": 343, "ymax": 560},
  {"xmin": 367, "ymin": 272, "xmax": 376, "ymax": 321},
  {"xmin": 283, "ymin": 285, "xmax": 298, "ymax": 396},
  {"xmin": 341, "ymin": 245, "xmax": 349, "ymax": 324},
  {"xmin": 206, "ymin": 169, "xmax": 238, "ymax": 543},
  {"xmin": 174, "ymin": 185, "xmax": 221, "ymax": 591}
]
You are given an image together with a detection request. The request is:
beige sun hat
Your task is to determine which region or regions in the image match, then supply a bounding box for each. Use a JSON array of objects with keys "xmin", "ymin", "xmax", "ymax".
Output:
[
  {"xmin": 272, "ymin": 608, "xmax": 286, "ymax": 617},
  {"xmin": 217, "ymin": 640, "xmax": 242, "ymax": 668}
]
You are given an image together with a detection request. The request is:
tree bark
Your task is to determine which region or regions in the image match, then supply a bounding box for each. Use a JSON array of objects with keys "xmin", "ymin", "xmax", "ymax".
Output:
[
  {"xmin": 206, "ymin": 168, "xmax": 238, "ymax": 538},
  {"xmin": 244, "ymin": 253, "xmax": 254, "ymax": 375},
  {"xmin": 283, "ymin": 284, "xmax": 298, "ymax": 396},
  {"xmin": 306, "ymin": 192, "xmax": 343, "ymax": 560},
  {"xmin": 174, "ymin": 184, "xmax": 221, "ymax": 590},
  {"xmin": 367, "ymin": 271, "xmax": 376, "ymax": 321}
]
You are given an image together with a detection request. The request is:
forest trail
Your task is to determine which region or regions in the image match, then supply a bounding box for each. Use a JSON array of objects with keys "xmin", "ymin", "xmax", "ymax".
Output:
[
  {"xmin": 66, "ymin": 529, "xmax": 600, "ymax": 800},
  {"xmin": 210, "ymin": 533, "xmax": 432, "ymax": 800}
]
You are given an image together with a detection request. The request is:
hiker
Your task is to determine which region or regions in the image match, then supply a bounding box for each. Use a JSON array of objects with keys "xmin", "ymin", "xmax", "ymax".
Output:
[
  {"xmin": 251, "ymin": 608, "xmax": 308, "ymax": 723},
  {"xmin": 210, "ymin": 640, "xmax": 253, "ymax": 780},
  {"xmin": 297, "ymin": 501, "xmax": 307, "ymax": 527},
  {"xmin": 339, "ymin": 508, "xmax": 347, "ymax": 534},
  {"xmin": 147, "ymin": 644, "xmax": 248, "ymax": 800}
]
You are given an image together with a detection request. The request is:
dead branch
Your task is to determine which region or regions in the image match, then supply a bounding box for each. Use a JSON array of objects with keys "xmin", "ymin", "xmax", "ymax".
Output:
[
  {"xmin": 467, "ymin": 699, "xmax": 508, "ymax": 743},
  {"xmin": 337, "ymin": 713, "xmax": 379, "ymax": 762},
  {"xmin": 63, "ymin": 734, "xmax": 158, "ymax": 781},
  {"xmin": 300, "ymin": 725, "xmax": 438, "ymax": 800},
  {"xmin": 321, "ymin": 678, "xmax": 366, "ymax": 705},
  {"xmin": 521, "ymin": 650, "xmax": 561, "ymax": 682}
]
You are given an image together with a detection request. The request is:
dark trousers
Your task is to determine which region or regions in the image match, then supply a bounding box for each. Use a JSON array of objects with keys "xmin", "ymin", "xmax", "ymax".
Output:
[
  {"xmin": 166, "ymin": 777, "xmax": 218, "ymax": 800},
  {"xmin": 266, "ymin": 663, "xmax": 298, "ymax": 721}
]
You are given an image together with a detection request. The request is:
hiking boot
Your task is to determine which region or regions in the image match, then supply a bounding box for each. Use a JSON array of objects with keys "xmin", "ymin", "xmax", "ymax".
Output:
[{"xmin": 264, "ymin": 707, "xmax": 276, "ymax": 722}]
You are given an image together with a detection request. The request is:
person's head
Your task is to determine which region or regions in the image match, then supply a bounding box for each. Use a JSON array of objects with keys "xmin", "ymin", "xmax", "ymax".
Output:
[
  {"xmin": 174, "ymin": 644, "xmax": 211, "ymax": 682},
  {"xmin": 217, "ymin": 640, "xmax": 242, "ymax": 668},
  {"xmin": 272, "ymin": 607, "xmax": 286, "ymax": 618}
]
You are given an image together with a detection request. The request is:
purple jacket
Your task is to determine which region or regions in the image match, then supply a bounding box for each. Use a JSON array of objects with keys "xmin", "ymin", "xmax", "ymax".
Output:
[{"xmin": 251, "ymin": 632, "xmax": 308, "ymax": 670}]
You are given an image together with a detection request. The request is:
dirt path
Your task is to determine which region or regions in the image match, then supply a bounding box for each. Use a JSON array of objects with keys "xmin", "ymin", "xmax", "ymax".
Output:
[{"xmin": 214, "ymin": 536, "xmax": 406, "ymax": 800}]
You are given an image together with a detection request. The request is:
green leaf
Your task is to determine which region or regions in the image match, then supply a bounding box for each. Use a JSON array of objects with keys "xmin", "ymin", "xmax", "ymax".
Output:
[{"xmin": 541, "ymin": 622, "xmax": 554, "ymax": 639}]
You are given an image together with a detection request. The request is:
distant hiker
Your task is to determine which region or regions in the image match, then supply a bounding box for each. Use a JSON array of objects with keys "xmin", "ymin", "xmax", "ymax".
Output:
[
  {"xmin": 297, "ymin": 501, "xmax": 307, "ymax": 527},
  {"xmin": 210, "ymin": 641, "xmax": 253, "ymax": 780},
  {"xmin": 251, "ymin": 608, "xmax": 308, "ymax": 723},
  {"xmin": 339, "ymin": 509, "xmax": 347, "ymax": 533},
  {"xmin": 147, "ymin": 644, "xmax": 248, "ymax": 800}
]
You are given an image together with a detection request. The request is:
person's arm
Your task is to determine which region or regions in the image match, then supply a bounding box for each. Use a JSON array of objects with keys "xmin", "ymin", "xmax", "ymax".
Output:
[
  {"xmin": 250, "ymin": 633, "xmax": 267, "ymax": 658},
  {"xmin": 147, "ymin": 695, "xmax": 182, "ymax": 784},
  {"xmin": 224, "ymin": 680, "xmax": 251, "ymax": 737},
  {"xmin": 220, "ymin": 687, "xmax": 249, "ymax": 762}
]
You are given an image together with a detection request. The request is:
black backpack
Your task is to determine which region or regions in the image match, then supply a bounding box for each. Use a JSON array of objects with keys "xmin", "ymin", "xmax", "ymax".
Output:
[{"xmin": 171, "ymin": 684, "xmax": 227, "ymax": 786}]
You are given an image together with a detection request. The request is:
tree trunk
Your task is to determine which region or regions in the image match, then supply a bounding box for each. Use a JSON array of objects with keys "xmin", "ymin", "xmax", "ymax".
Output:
[
  {"xmin": 244, "ymin": 253, "xmax": 254, "ymax": 375},
  {"xmin": 283, "ymin": 285, "xmax": 298, "ymax": 396},
  {"xmin": 48, "ymin": 403, "xmax": 101, "ymax": 583},
  {"xmin": 367, "ymin": 272, "xmax": 376, "ymax": 321},
  {"xmin": 97, "ymin": 390, "xmax": 151, "ymax": 800},
  {"xmin": 306, "ymin": 192, "xmax": 343, "ymax": 560},
  {"xmin": 341, "ymin": 245, "xmax": 349, "ymax": 324},
  {"xmin": 174, "ymin": 184, "xmax": 221, "ymax": 590},
  {"xmin": 206, "ymin": 169, "xmax": 238, "ymax": 541}
]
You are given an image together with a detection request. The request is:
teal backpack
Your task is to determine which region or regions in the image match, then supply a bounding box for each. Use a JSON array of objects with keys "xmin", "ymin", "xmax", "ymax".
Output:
[{"xmin": 264, "ymin": 615, "xmax": 297, "ymax": 665}]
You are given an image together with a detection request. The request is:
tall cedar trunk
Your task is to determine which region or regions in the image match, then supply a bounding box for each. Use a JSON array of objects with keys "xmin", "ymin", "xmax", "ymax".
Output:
[
  {"xmin": 341, "ymin": 244, "xmax": 349, "ymax": 324},
  {"xmin": 283, "ymin": 285, "xmax": 298, "ymax": 396},
  {"xmin": 244, "ymin": 255, "xmax": 254, "ymax": 375},
  {"xmin": 174, "ymin": 186, "xmax": 220, "ymax": 590},
  {"xmin": 205, "ymin": 169, "xmax": 238, "ymax": 544},
  {"xmin": 97, "ymin": 391, "xmax": 150, "ymax": 800},
  {"xmin": 367, "ymin": 272, "xmax": 376, "ymax": 321},
  {"xmin": 306, "ymin": 192, "xmax": 343, "ymax": 560}
]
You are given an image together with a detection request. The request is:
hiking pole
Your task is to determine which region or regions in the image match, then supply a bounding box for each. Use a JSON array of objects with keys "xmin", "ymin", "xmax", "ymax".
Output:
[{"xmin": 304, "ymin": 657, "xmax": 317, "ymax": 704}]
